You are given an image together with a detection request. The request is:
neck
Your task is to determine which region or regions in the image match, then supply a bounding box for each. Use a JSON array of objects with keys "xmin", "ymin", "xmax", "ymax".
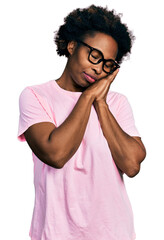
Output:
[{"xmin": 56, "ymin": 65, "xmax": 84, "ymax": 92}]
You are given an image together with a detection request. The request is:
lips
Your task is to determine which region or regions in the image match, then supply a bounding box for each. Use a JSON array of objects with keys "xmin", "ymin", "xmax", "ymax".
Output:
[{"xmin": 83, "ymin": 72, "xmax": 97, "ymax": 83}]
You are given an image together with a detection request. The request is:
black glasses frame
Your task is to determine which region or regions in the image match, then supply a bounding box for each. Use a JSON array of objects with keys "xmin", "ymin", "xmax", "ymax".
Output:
[{"xmin": 77, "ymin": 40, "xmax": 120, "ymax": 74}]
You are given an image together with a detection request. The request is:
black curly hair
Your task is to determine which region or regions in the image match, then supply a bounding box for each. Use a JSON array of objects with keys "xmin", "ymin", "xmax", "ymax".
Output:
[{"xmin": 54, "ymin": 5, "xmax": 135, "ymax": 64}]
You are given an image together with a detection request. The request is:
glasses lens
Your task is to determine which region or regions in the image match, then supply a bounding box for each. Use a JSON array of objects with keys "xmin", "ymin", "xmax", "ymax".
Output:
[
  {"xmin": 89, "ymin": 49, "xmax": 103, "ymax": 64},
  {"xmin": 104, "ymin": 60, "xmax": 117, "ymax": 73}
]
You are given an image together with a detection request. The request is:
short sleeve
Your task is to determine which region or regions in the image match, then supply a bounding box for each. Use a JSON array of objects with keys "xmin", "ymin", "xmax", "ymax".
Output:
[
  {"xmin": 116, "ymin": 95, "xmax": 140, "ymax": 137},
  {"xmin": 18, "ymin": 87, "xmax": 54, "ymax": 142}
]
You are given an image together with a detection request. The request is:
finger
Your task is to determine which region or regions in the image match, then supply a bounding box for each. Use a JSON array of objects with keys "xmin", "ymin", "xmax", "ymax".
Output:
[
  {"xmin": 107, "ymin": 68, "xmax": 119, "ymax": 83},
  {"xmin": 110, "ymin": 68, "xmax": 119, "ymax": 79},
  {"xmin": 113, "ymin": 68, "xmax": 120, "ymax": 76}
]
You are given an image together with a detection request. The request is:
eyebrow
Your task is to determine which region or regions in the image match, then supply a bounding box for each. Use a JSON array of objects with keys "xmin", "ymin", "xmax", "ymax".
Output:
[
  {"xmin": 79, "ymin": 41, "xmax": 102, "ymax": 53},
  {"xmin": 78, "ymin": 40, "xmax": 114, "ymax": 60}
]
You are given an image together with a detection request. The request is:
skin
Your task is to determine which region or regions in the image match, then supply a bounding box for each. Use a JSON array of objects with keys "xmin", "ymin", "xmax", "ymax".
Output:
[{"xmin": 24, "ymin": 32, "xmax": 146, "ymax": 177}]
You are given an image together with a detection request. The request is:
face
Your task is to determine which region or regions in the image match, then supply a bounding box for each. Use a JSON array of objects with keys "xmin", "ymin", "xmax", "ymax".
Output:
[{"xmin": 66, "ymin": 32, "xmax": 118, "ymax": 91}]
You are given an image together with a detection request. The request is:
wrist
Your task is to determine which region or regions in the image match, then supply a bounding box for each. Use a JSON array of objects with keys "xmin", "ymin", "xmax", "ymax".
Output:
[
  {"xmin": 93, "ymin": 99, "xmax": 108, "ymax": 110},
  {"xmin": 82, "ymin": 90, "xmax": 95, "ymax": 103}
]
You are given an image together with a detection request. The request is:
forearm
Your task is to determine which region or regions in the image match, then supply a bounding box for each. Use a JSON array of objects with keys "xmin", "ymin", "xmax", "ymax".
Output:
[
  {"xmin": 48, "ymin": 92, "xmax": 94, "ymax": 168},
  {"xmin": 94, "ymin": 100, "xmax": 146, "ymax": 177}
]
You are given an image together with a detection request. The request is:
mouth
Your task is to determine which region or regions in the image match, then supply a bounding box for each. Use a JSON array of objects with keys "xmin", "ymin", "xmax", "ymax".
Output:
[{"xmin": 83, "ymin": 72, "xmax": 97, "ymax": 83}]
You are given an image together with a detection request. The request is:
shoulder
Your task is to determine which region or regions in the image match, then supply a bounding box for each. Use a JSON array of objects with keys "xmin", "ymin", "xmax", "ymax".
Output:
[
  {"xmin": 18, "ymin": 80, "xmax": 57, "ymax": 115},
  {"xmin": 20, "ymin": 80, "xmax": 54, "ymax": 96},
  {"xmin": 18, "ymin": 80, "xmax": 55, "ymax": 122},
  {"xmin": 107, "ymin": 90, "xmax": 129, "ymax": 112},
  {"xmin": 19, "ymin": 80, "xmax": 56, "ymax": 103},
  {"xmin": 107, "ymin": 90, "xmax": 127, "ymax": 102}
]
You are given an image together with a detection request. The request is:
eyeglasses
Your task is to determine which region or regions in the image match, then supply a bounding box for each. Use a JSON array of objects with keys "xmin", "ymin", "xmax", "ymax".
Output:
[{"xmin": 77, "ymin": 40, "xmax": 120, "ymax": 74}]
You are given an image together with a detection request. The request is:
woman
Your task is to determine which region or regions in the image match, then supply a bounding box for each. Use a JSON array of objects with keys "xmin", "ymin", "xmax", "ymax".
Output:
[{"xmin": 18, "ymin": 5, "xmax": 146, "ymax": 240}]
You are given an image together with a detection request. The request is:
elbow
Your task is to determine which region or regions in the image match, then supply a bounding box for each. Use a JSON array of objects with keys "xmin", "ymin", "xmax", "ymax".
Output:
[
  {"xmin": 126, "ymin": 148, "xmax": 146, "ymax": 178},
  {"xmin": 126, "ymin": 164, "xmax": 140, "ymax": 178},
  {"xmin": 46, "ymin": 145, "xmax": 77, "ymax": 169},
  {"xmin": 46, "ymin": 154, "xmax": 63, "ymax": 169},
  {"xmin": 52, "ymin": 161, "xmax": 63, "ymax": 169},
  {"xmin": 41, "ymin": 154, "xmax": 63, "ymax": 169},
  {"xmin": 32, "ymin": 142, "xmax": 70, "ymax": 169},
  {"xmin": 50, "ymin": 146, "xmax": 77, "ymax": 169},
  {"xmin": 47, "ymin": 151, "xmax": 69, "ymax": 169}
]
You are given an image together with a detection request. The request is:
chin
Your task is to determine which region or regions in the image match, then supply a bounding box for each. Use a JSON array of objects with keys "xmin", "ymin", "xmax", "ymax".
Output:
[{"xmin": 74, "ymin": 78, "xmax": 90, "ymax": 89}]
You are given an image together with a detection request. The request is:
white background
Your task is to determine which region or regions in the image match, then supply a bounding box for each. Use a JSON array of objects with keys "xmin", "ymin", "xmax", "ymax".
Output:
[{"xmin": 0, "ymin": 0, "xmax": 164, "ymax": 239}]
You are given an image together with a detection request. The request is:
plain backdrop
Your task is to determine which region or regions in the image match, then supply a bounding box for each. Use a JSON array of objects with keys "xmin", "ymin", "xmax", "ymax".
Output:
[{"xmin": 0, "ymin": 0, "xmax": 164, "ymax": 239}]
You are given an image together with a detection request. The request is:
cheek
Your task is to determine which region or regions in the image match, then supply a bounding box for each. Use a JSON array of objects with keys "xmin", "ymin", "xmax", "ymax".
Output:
[
  {"xmin": 77, "ymin": 52, "xmax": 88, "ymax": 68},
  {"xmin": 73, "ymin": 49, "xmax": 91, "ymax": 70}
]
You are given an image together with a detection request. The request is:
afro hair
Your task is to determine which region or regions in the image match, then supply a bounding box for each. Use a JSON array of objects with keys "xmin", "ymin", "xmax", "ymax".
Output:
[{"xmin": 54, "ymin": 5, "xmax": 135, "ymax": 64}]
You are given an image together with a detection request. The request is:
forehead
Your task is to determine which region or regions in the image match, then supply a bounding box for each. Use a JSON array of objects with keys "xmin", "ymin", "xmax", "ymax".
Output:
[{"xmin": 83, "ymin": 32, "xmax": 118, "ymax": 59}]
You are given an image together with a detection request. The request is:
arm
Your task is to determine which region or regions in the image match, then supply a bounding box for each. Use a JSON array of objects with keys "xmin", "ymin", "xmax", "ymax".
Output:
[
  {"xmin": 23, "ymin": 73, "xmax": 118, "ymax": 169},
  {"xmin": 24, "ymin": 92, "xmax": 94, "ymax": 169},
  {"xmin": 93, "ymin": 100, "xmax": 146, "ymax": 177},
  {"xmin": 23, "ymin": 70, "xmax": 145, "ymax": 172},
  {"xmin": 83, "ymin": 69, "xmax": 146, "ymax": 177}
]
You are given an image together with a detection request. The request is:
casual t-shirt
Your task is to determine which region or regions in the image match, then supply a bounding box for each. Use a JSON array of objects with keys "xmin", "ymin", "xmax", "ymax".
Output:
[{"xmin": 18, "ymin": 80, "xmax": 140, "ymax": 240}]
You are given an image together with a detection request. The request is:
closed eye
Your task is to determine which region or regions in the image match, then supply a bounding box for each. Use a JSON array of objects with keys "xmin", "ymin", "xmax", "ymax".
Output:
[{"xmin": 91, "ymin": 53, "xmax": 99, "ymax": 59}]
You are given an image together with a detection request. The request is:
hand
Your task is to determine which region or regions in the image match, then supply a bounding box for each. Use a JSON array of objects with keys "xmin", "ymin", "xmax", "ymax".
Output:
[{"xmin": 84, "ymin": 68, "xmax": 119, "ymax": 103}]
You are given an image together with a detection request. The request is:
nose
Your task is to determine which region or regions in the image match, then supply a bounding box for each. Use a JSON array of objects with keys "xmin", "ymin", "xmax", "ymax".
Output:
[{"xmin": 92, "ymin": 62, "xmax": 103, "ymax": 75}]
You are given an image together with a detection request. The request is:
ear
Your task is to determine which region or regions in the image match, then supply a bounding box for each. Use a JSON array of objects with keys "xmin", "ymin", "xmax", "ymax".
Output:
[{"xmin": 67, "ymin": 41, "xmax": 77, "ymax": 55}]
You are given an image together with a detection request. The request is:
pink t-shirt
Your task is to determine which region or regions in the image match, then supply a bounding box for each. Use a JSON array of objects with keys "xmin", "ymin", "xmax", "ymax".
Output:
[{"xmin": 18, "ymin": 80, "xmax": 140, "ymax": 240}]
